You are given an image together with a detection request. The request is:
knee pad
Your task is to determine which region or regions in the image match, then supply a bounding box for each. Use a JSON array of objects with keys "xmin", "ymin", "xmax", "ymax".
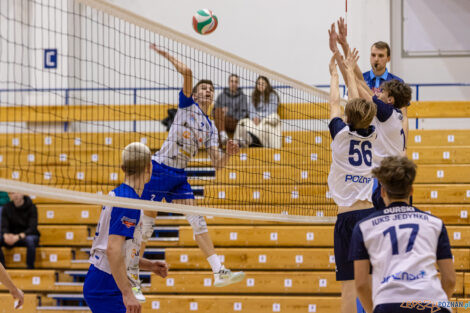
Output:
[
  {"xmin": 186, "ymin": 215, "xmax": 208, "ymax": 235},
  {"xmin": 141, "ymin": 214, "xmax": 155, "ymax": 242}
]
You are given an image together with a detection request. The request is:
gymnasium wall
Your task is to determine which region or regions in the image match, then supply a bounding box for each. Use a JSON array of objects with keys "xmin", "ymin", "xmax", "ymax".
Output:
[{"xmin": 390, "ymin": 0, "xmax": 470, "ymax": 101}]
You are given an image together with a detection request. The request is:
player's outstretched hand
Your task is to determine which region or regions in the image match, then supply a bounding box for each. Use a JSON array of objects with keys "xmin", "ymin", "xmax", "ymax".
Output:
[
  {"xmin": 150, "ymin": 43, "xmax": 169, "ymax": 58},
  {"xmin": 344, "ymin": 48, "xmax": 359, "ymax": 71},
  {"xmin": 226, "ymin": 140, "xmax": 240, "ymax": 156},
  {"xmin": 328, "ymin": 23, "xmax": 339, "ymax": 53},
  {"xmin": 10, "ymin": 287, "xmax": 24, "ymax": 310},
  {"xmin": 151, "ymin": 260, "xmax": 169, "ymax": 278},
  {"xmin": 337, "ymin": 17, "xmax": 348, "ymax": 46},
  {"xmin": 123, "ymin": 292, "xmax": 141, "ymax": 313}
]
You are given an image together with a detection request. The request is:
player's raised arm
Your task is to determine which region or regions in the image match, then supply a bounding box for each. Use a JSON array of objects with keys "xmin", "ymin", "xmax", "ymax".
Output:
[
  {"xmin": 344, "ymin": 48, "xmax": 360, "ymax": 99},
  {"xmin": 337, "ymin": 17, "xmax": 363, "ymax": 79},
  {"xmin": 329, "ymin": 54, "xmax": 342, "ymax": 120},
  {"xmin": 150, "ymin": 43, "xmax": 193, "ymax": 97}
]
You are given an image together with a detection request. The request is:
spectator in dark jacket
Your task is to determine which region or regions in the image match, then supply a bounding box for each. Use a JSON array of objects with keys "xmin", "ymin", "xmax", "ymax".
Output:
[
  {"xmin": 0, "ymin": 193, "xmax": 40, "ymax": 269},
  {"xmin": 213, "ymin": 74, "xmax": 249, "ymax": 144}
]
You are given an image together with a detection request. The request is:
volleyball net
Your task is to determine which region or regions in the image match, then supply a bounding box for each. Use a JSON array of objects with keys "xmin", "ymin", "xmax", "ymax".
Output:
[{"xmin": 0, "ymin": 0, "xmax": 336, "ymax": 223}]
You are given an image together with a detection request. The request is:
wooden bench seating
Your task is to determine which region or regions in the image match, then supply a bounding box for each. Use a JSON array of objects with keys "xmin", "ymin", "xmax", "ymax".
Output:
[
  {"xmin": 164, "ymin": 248, "xmax": 470, "ymax": 270},
  {"xmin": 2, "ymin": 247, "xmax": 74, "ymax": 269}
]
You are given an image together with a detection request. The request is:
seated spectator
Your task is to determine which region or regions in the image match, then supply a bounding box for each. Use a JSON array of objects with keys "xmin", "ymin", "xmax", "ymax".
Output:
[
  {"xmin": 213, "ymin": 74, "xmax": 249, "ymax": 145},
  {"xmin": 234, "ymin": 76, "xmax": 281, "ymax": 148},
  {"xmin": 0, "ymin": 193, "xmax": 40, "ymax": 269}
]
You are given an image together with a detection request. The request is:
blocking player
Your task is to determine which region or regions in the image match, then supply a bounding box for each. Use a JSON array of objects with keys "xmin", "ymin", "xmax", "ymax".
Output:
[
  {"xmin": 328, "ymin": 51, "xmax": 377, "ymax": 313},
  {"xmin": 135, "ymin": 44, "xmax": 244, "ymax": 297},
  {"xmin": 350, "ymin": 156, "xmax": 455, "ymax": 313},
  {"xmin": 329, "ymin": 23, "xmax": 412, "ymax": 209},
  {"xmin": 83, "ymin": 142, "xmax": 168, "ymax": 313}
]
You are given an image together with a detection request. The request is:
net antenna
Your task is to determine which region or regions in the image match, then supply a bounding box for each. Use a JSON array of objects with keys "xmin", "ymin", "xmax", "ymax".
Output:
[{"xmin": 0, "ymin": 0, "xmax": 339, "ymax": 223}]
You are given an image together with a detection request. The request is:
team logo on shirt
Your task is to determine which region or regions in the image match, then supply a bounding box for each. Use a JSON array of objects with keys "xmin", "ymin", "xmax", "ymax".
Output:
[
  {"xmin": 121, "ymin": 216, "xmax": 137, "ymax": 228},
  {"xmin": 381, "ymin": 270, "xmax": 426, "ymax": 284},
  {"xmin": 182, "ymin": 131, "xmax": 191, "ymax": 139}
]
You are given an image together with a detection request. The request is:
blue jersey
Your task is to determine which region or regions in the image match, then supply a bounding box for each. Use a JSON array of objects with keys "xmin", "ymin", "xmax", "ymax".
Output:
[
  {"xmin": 363, "ymin": 68, "xmax": 404, "ymax": 95},
  {"xmin": 88, "ymin": 184, "xmax": 143, "ymax": 278},
  {"xmin": 350, "ymin": 202, "xmax": 452, "ymax": 309}
]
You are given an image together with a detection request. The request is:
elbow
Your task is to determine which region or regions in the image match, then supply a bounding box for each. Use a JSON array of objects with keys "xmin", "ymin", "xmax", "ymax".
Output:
[
  {"xmin": 182, "ymin": 68, "xmax": 192, "ymax": 77},
  {"xmin": 355, "ymin": 279, "xmax": 369, "ymax": 294},
  {"xmin": 443, "ymin": 276, "xmax": 456, "ymax": 293}
]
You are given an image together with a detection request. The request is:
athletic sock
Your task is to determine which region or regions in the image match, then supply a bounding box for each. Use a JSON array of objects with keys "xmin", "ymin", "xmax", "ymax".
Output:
[{"xmin": 207, "ymin": 254, "xmax": 222, "ymax": 273}]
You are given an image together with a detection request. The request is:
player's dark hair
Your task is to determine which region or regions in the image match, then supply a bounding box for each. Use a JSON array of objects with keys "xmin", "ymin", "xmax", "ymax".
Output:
[
  {"xmin": 381, "ymin": 80, "xmax": 412, "ymax": 109},
  {"xmin": 252, "ymin": 76, "xmax": 279, "ymax": 108},
  {"xmin": 192, "ymin": 79, "xmax": 214, "ymax": 95},
  {"xmin": 229, "ymin": 73, "xmax": 239, "ymax": 80},
  {"xmin": 372, "ymin": 41, "xmax": 391, "ymax": 57},
  {"xmin": 372, "ymin": 156, "xmax": 417, "ymax": 199},
  {"xmin": 344, "ymin": 98, "xmax": 377, "ymax": 129}
]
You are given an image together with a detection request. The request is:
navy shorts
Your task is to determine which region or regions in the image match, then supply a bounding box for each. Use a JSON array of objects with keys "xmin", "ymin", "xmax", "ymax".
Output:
[
  {"xmin": 83, "ymin": 265, "xmax": 126, "ymax": 313},
  {"xmin": 374, "ymin": 303, "xmax": 450, "ymax": 313},
  {"xmin": 141, "ymin": 160, "xmax": 195, "ymax": 202},
  {"xmin": 334, "ymin": 208, "xmax": 375, "ymax": 281}
]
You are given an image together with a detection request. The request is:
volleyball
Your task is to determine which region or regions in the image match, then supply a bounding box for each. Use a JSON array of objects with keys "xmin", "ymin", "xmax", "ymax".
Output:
[{"xmin": 192, "ymin": 9, "xmax": 218, "ymax": 35}]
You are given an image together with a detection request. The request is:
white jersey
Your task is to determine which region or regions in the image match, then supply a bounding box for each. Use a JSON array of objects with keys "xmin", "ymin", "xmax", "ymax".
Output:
[
  {"xmin": 350, "ymin": 203, "xmax": 452, "ymax": 309},
  {"xmin": 154, "ymin": 90, "xmax": 219, "ymax": 169},
  {"xmin": 89, "ymin": 184, "xmax": 142, "ymax": 281},
  {"xmin": 328, "ymin": 117, "xmax": 377, "ymax": 207},
  {"xmin": 372, "ymin": 96, "xmax": 406, "ymax": 166}
]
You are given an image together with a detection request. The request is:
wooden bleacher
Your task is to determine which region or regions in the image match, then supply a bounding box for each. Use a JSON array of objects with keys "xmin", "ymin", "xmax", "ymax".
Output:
[{"xmin": 2, "ymin": 101, "xmax": 470, "ymax": 312}]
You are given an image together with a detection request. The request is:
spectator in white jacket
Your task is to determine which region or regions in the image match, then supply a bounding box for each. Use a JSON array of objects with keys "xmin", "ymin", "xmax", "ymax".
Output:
[{"xmin": 234, "ymin": 76, "xmax": 281, "ymax": 148}]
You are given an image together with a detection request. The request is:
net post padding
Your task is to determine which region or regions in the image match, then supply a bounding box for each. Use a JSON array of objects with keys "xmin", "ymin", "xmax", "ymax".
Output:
[
  {"xmin": 76, "ymin": 0, "xmax": 344, "ymax": 104},
  {"xmin": 0, "ymin": 178, "xmax": 336, "ymax": 224}
]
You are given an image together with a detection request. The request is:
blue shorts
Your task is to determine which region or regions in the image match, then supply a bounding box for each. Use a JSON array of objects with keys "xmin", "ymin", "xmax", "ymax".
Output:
[
  {"xmin": 141, "ymin": 160, "xmax": 195, "ymax": 202},
  {"xmin": 83, "ymin": 265, "xmax": 126, "ymax": 313},
  {"xmin": 334, "ymin": 208, "xmax": 375, "ymax": 281},
  {"xmin": 374, "ymin": 303, "xmax": 450, "ymax": 313}
]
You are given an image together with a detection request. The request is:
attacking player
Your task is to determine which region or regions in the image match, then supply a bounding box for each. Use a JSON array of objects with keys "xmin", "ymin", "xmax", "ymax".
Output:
[
  {"xmin": 350, "ymin": 156, "xmax": 455, "ymax": 313},
  {"xmin": 133, "ymin": 44, "xmax": 245, "ymax": 299},
  {"xmin": 328, "ymin": 50, "xmax": 377, "ymax": 313},
  {"xmin": 83, "ymin": 142, "xmax": 168, "ymax": 313}
]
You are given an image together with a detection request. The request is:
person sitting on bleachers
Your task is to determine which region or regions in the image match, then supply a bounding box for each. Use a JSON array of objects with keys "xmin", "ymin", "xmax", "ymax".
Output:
[
  {"xmin": 0, "ymin": 192, "xmax": 40, "ymax": 269},
  {"xmin": 213, "ymin": 74, "xmax": 249, "ymax": 145},
  {"xmin": 234, "ymin": 76, "xmax": 281, "ymax": 148}
]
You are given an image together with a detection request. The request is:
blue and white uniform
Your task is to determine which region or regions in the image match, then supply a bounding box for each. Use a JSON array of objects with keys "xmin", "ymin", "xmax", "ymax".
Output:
[
  {"xmin": 142, "ymin": 90, "xmax": 219, "ymax": 202},
  {"xmin": 328, "ymin": 117, "xmax": 377, "ymax": 207},
  {"xmin": 350, "ymin": 202, "xmax": 452, "ymax": 313},
  {"xmin": 371, "ymin": 95, "xmax": 406, "ymax": 209},
  {"xmin": 328, "ymin": 117, "xmax": 377, "ymax": 281},
  {"xmin": 83, "ymin": 184, "xmax": 143, "ymax": 313},
  {"xmin": 371, "ymin": 95, "xmax": 406, "ymax": 166}
]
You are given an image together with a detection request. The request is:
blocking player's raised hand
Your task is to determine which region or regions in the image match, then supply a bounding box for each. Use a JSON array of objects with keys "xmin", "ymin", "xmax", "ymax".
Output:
[
  {"xmin": 328, "ymin": 23, "xmax": 339, "ymax": 53},
  {"xmin": 337, "ymin": 17, "xmax": 348, "ymax": 47},
  {"xmin": 344, "ymin": 48, "xmax": 359, "ymax": 70}
]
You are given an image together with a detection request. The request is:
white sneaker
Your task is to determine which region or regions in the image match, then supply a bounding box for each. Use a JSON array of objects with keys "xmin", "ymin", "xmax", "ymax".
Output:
[
  {"xmin": 220, "ymin": 131, "xmax": 229, "ymax": 145},
  {"xmin": 132, "ymin": 285, "xmax": 146, "ymax": 303},
  {"xmin": 213, "ymin": 266, "xmax": 245, "ymax": 287}
]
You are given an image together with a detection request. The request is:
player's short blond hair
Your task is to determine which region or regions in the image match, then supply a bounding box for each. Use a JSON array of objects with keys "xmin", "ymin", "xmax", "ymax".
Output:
[
  {"xmin": 121, "ymin": 142, "xmax": 151, "ymax": 175},
  {"xmin": 345, "ymin": 98, "xmax": 377, "ymax": 129}
]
